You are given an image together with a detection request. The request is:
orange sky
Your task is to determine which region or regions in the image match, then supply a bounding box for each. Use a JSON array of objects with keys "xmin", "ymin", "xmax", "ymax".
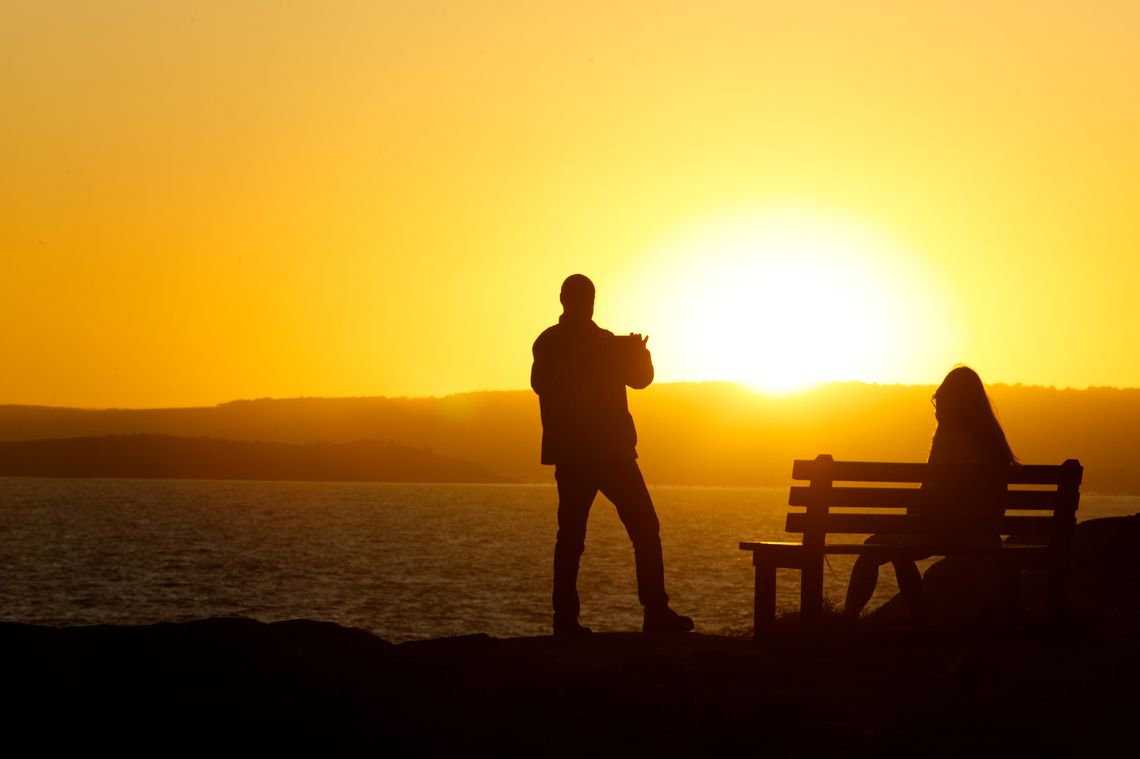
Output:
[{"xmin": 2, "ymin": 2, "xmax": 1138, "ymax": 407}]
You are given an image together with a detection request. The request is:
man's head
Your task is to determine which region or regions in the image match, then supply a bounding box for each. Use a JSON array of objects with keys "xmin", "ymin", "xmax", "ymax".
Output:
[{"xmin": 559, "ymin": 274, "xmax": 595, "ymax": 319}]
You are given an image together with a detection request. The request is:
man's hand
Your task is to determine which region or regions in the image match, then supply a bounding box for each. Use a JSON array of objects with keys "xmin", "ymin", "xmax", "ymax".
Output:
[{"xmin": 622, "ymin": 333, "xmax": 653, "ymax": 389}]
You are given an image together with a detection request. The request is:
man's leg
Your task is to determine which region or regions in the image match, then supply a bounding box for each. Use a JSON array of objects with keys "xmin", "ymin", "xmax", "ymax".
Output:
[
  {"xmin": 893, "ymin": 559, "xmax": 926, "ymax": 627},
  {"xmin": 600, "ymin": 460, "xmax": 693, "ymax": 632},
  {"xmin": 843, "ymin": 555, "xmax": 880, "ymax": 620},
  {"xmin": 597, "ymin": 459, "xmax": 669, "ymax": 610},
  {"xmin": 553, "ymin": 464, "xmax": 596, "ymax": 630}
]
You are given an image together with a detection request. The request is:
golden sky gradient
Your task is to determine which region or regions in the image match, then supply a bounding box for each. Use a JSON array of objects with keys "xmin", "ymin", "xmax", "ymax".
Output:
[{"xmin": 2, "ymin": 2, "xmax": 1138, "ymax": 407}]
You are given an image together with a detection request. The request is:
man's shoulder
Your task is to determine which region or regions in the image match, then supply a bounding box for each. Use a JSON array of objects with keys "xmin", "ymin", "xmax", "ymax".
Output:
[
  {"xmin": 533, "ymin": 324, "xmax": 560, "ymax": 350},
  {"xmin": 533, "ymin": 320, "xmax": 612, "ymax": 348}
]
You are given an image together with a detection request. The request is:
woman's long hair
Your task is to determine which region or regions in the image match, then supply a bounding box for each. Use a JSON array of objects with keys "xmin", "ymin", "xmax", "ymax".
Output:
[{"xmin": 932, "ymin": 366, "xmax": 1016, "ymax": 464}]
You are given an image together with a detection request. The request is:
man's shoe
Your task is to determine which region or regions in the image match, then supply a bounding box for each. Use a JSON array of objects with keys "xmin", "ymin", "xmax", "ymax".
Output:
[
  {"xmin": 553, "ymin": 616, "xmax": 593, "ymax": 638},
  {"xmin": 643, "ymin": 606, "xmax": 694, "ymax": 634}
]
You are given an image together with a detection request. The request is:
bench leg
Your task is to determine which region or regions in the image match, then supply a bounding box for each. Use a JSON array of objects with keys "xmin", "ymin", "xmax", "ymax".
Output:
[
  {"xmin": 753, "ymin": 558, "xmax": 777, "ymax": 644},
  {"xmin": 999, "ymin": 558, "xmax": 1021, "ymax": 610},
  {"xmin": 1047, "ymin": 552, "xmax": 1069, "ymax": 615},
  {"xmin": 801, "ymin": 557, "xmax": 824, "ymax": 627}
]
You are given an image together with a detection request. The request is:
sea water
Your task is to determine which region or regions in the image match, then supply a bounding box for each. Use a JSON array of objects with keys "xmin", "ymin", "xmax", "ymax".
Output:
[{"xmin": 0, "ymin": 478, "xmax": 1136, "ymax": 642}]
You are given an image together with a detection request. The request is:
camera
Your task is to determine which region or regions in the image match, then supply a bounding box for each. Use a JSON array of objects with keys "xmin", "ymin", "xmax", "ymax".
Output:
[{"xmin": 614, "ymin": 333, "xmax": 648, "ymax": 348}]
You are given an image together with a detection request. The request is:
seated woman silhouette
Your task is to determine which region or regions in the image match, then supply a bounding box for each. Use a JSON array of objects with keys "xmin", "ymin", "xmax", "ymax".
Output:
[{"xmin": 842, "ymin": 365, "xmax": 1017, "ymax": 624}]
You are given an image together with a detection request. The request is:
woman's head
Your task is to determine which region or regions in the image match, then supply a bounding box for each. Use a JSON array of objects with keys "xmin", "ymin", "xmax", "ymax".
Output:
[
  {"xmin": 932, "ymin": 365, "xmax": 1015, "ymax": 463},
  {"xmin": 932, "ymin": 366, "xmax": 989, "ymax": 424}
]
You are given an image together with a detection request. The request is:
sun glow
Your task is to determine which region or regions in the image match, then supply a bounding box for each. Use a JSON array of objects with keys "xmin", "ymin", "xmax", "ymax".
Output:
[{"xmin": 621, "ymin": 207, "xmax": 961, "ymax": 395}]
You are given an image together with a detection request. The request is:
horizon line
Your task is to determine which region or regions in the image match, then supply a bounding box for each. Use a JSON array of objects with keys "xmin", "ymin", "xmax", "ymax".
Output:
[{"xmin": 3, "ymin": 379, "xmax": 1138, "ymax": 413}]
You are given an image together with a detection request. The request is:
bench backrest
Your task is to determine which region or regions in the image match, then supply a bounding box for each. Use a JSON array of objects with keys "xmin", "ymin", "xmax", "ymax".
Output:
[{"xmin": 786, "ymin": 455, "xmax": 1083, "ymax": 544}]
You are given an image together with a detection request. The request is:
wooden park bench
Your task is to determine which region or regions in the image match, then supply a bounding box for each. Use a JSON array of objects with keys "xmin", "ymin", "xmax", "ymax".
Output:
[{"xmin": 739, "ymin": 455, "xmax": 1083, "ymax": 637}]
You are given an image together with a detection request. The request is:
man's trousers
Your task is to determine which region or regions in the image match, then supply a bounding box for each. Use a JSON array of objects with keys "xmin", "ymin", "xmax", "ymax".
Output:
[{"xmin": 552, "ymin": 459, "xmax": 669, "ymax": 619}]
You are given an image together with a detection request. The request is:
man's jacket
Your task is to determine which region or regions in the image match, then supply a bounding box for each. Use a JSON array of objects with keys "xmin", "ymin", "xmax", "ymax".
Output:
[{"xmin": 531, "ymin": 315, "xmax": 653, "ymax": 466}]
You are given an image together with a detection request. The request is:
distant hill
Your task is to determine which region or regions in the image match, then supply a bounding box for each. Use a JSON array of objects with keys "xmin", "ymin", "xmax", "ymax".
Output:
[
  {"xmin": 0, "ymin": 435, "xmax": 507, "ymax": 484},
  {"xmin": 1, "ymin": 382, "xmax": 1138, "ymax": 492}
]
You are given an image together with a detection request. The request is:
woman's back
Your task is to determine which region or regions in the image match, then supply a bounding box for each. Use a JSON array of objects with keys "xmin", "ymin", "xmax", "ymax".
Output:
[{"xmin": 920, "ymin": 368, "xmax": 1015, "ymax": 538}]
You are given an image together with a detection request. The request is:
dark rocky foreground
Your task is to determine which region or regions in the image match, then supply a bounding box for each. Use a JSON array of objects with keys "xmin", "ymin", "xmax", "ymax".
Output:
[
  {"xmin": 2, "ymin": 619, "xmax": 1135, "ymax": 756},
  {"xmin": 3, "ymin": 516, "xmax": 1139, "ymax": 756}
]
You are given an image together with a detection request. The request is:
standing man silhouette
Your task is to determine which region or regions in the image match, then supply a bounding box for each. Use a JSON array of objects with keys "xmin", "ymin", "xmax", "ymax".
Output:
[{"xmin": 531, "ymin": 274, "xmax": 693, "ymax": 636}]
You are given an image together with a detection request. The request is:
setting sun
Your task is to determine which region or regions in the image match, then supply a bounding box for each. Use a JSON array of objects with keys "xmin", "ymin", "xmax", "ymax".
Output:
[
  {"xmin": 1, "ymin": 2, "xmax": 1137, "ymax": 407},
  {"xmin": 621, "ymin": 207, "xmax": 960, "ymax": 395}
]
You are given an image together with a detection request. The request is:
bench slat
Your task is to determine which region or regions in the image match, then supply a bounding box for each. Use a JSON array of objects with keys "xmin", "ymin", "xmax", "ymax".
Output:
[
  {"xmin": 788, "ymin": 486, "xmax": 1068, "ymax": 510},
  {"xmin": 784, "ymin": 512, "xmax": 1058, "ymax": 536},
  {"xmin": 789, "ymin": 486, "xmax": 918, "ymax": 509},
  {"xmin": 741, "ymin": 542, "xmax": 1052, "ymax": 563},
  {"xmin": 792, "ymin": 459, "xmax": 926, "ymax": 482},
  {"xmin": 791, "ymin": 459, "xmax": 1083, "ymax": 487}
]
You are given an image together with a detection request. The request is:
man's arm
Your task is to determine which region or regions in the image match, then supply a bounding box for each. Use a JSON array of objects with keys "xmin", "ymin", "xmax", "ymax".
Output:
[
  {"xmin": 530, "ymin": 354, "xmax": 554, "ymax": 396},
  {"xmin": 531, "ymin": 338, "xmax": 555, "ymax": 395}
]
